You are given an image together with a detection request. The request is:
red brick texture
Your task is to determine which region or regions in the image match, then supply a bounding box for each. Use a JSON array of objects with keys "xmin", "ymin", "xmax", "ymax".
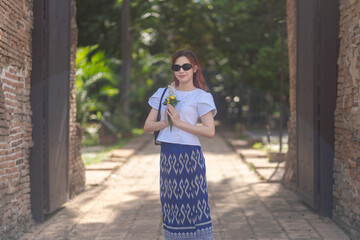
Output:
[
  {"xmin": 285, "ymin": 0, "xmax": 360, "ymax": 238},
  {"xmin": 0, "ymin": 0, "xmax": 34, "ymax": 238},
  {"xmin": 68, "ymin": 0, "xmax": 85, "ymax": 198},
  {"xmin": 282, "ymin": 0, "xmax": 297, "ymax": 191},
  {"xmin": 332, "ymin": 0, "xmax": 360, "ymax": 238},
  {"xmin": 0, "ymin": 0, "xmax": 85, "ymax": 238}
]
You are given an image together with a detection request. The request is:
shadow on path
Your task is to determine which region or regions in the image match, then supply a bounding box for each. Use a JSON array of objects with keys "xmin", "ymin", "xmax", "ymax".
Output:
[{"xmin": 21, "ymin": 133, "xmax": 349, "ymax": 240}]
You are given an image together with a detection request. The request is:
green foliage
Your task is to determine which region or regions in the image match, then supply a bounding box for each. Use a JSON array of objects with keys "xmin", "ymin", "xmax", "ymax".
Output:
[
  {"xmin": 130, "ymin": 50, "xmax": 175, "ymax": 127},
  {"xmin": 76, "ymin": 45, "xmax": 120, "ymax": 127},
  {"xmin": 252, "ymin": 141, "xmax": 289, "ymax": 152},
  {"xmin": 82, "ymin": 131, "xmax": 100, "ymax": 146},
  {"xmin": 82, "ymin": 152, "xmax": 105, "ymax": 166},
  {"xmin": 76, "ymin": 0, "xmax": 122, "ymax": 57},
  {"xmin": 252, "ymin": 142, "xmax": 265, "ymax": 150},
  {"xmin": 76, "ymin": 0, "xmax": 288, "ymax": 130},
  {"xmin": 131, "ymin": 128, "xmax": 144, "ymax": 136},
  {"xmin": 109, "ymin": 108, "xmax": 132, "ymax": 137}
]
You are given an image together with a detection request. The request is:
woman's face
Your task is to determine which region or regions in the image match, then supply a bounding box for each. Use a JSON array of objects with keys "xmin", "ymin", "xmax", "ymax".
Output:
[{"xmin": 173, "ymin": 56, "xmax": 197, "ymax": 85}]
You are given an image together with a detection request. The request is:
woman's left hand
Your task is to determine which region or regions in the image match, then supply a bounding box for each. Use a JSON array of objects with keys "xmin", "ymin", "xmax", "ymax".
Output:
[{"xmin": 166, "ymin": 104, "xmax": 181, "ymax": 127}]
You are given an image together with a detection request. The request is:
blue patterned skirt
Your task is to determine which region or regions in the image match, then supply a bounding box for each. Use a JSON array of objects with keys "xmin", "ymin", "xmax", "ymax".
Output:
[{"xmin": 160, "ymin": 142, "xmax": 213, "ymax": 240}]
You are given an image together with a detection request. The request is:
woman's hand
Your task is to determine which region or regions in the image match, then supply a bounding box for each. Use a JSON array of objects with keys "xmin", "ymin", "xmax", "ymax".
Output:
[
  {"xmin": 166, "ymin": 104, "xmax": 181, "ymax": 127},
  {"xmin": 164, "ymin": 107, "xmax": 170, "ymax": 127},
  {"xmin": 163, "ymin": 105, "xmax": 215, "ymax": 139},
  {"xmin": 144, "ymin": 108, "xmax": 168, "ymax": 132}
]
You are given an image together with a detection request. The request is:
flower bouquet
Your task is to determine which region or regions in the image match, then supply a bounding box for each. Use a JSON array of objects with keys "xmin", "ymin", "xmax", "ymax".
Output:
[{"xmin": 163, "ymin": 85, "xmax": 179, "ymax": 131}]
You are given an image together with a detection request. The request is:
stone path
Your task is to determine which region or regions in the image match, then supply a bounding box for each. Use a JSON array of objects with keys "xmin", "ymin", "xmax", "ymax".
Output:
[
  {"xmin": 20, "ymin": 133, "xmax": 349, "ymax": 240},
  {"xmin": 221, "ymin": 131, "xmax": 286, "ymax": 182}
]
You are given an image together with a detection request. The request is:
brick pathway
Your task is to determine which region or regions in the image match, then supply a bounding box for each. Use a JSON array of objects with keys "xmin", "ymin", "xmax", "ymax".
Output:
[{"xmin": 21, "ymin": 134, "xmax": 349, "ymax": 240}]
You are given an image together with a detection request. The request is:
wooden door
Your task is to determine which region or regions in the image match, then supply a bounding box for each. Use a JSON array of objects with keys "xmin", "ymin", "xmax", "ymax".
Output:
[
  {"xmin": 317, "ymin": 0, "xmax": 338, "ymax": 217},
  {"xmin": 296, "ymin": 0, "xmax": 319, "ymax": 210},
  {"xmin": 45, "ymin": 0, "xmax": 71, "ymax": 214},
  {"xmin": 30, "ymin": 0, "xmax": 71, "ymax": 221},
  {"xmin": 296, "ymin": 0, "xmax": 338, "ymax": 216}
]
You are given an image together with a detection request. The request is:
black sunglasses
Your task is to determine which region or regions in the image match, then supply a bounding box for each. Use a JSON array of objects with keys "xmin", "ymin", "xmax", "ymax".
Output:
[{"xmin": 171, "ymin": 63, "xmax": 193, "ymax": 71}]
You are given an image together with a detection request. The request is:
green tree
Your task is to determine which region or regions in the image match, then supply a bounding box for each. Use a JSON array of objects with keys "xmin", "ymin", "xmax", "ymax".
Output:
[
  {"xmin": 75, "ymin": 45, "xmax": 119, "ymax": 127},
  {"xmin": 75, "ymin": 0, "xmax": 288, "ymax": 129}
]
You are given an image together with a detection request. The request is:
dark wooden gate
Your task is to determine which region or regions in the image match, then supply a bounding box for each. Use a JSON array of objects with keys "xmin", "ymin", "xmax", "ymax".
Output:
[
  {"xmin": 297, "ymin": 0, "xmax": 319, "ymax": 210},
  {"xmin": 317, "ymin": 0, "xmax": 339, "ymax": 217},
  {"xmin": 30, "ymin": 0, "xmax": 71, "ymax": 222},
  {"xmin": 296, "ymin": 0, "xmax": 338, "ymax": 216}
]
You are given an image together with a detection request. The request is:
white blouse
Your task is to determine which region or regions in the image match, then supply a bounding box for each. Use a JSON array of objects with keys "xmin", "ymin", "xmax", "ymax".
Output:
[{"xmin": 148, "ymin": 87, "xmax": 217, "ymax": 146}]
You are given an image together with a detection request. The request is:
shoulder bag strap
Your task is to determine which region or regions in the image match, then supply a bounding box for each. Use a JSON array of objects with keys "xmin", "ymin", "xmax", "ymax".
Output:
[{"xmin": 157, "ymin": 87, "xmax": 168, "ymax": 121}]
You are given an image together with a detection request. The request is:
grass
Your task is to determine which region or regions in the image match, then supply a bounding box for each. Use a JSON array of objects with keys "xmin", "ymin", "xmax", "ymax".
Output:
[
  {"xmin": 82, "ymin": 138, "xmax": 131, "ymax": 166},
  {"xmin": 82, "ymin": 134, "xmax": 100, "ymax": 147},
  {"xmin": 81, "ymin": 129, "xmax": 146, "ymax": 166},
  {"xmin": 252, "ymin": 142, "xmax": 289, "ymax": 153},
  {"xmin": 80, "ymin": 124, "xmax": 146, "ymax": 166},
  {"xmin": 252, "ymin": 142, "xmax": 266, "ymax": 150},
  {"xmin": 82, "ymin": 152, "xmax": 107, "ymax": 166}
]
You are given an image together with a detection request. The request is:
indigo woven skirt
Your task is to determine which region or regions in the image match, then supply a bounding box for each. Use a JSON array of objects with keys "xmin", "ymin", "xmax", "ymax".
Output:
[{"xmin": 160, "ymin": 142, "xmax": 213, "ymax": 240}]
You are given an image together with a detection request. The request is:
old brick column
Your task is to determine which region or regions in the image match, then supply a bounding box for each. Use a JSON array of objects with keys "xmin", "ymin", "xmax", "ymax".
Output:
[
  {"xmin": 332, "ymin": 0, "xmax": 360, "ymax": 238},
  {"xmin": 68, "ymin": 0, "xmax": 85, "ymax": 198},
  {"xmin": 282, "ymin": 0, "xmax": 297, "ymax": 190},
  {"xmin": 0, "ymin": 0, "xmax": 35, "ymax": 238}
]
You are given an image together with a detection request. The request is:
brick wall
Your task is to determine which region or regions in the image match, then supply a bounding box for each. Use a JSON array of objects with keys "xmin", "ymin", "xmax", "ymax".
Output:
[
  {"xmin": 69, "ymin": 0, "xmax": 85, "ymax": 198},
  {"xmin": 0, "ymin": 0, "xmax": 34, "ymax": 238},
  {"xmin": 282, "ymin": 0, "xmax": 297, "ymax": 190},
  {"xmin": 333, "ymin": 0, "xmax": 360, "ymax": 238},
  {"xmin": 0, "ymin": 0, "xmax": 85, "ymax": 238}
]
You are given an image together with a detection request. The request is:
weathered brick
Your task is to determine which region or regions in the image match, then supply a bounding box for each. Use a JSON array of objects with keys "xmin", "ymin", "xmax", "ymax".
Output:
[
  {"xmin": 0, "ymin": 0, "xmax": 84, "ymax": 239},
  {"xmin": 68, "ymin": 0, "xmax": 85, "ymax": 200},
  {"xmin": 0, "ymin": 162, "xmax": 9, "ymax": 168},
  {"xmin": 0, "ymin": 0, "xmax": 35, "ymax": 238},
  {"xmin": 283, "ymin": 0, "xmax": 297, "ymax": 191},
  {"xmin": 286, "ymin": 1, "xmax": 360, "ymax": 239},
  {"xmin": 333, "ymin": 1, "xmax": 360, "ymax": 239}
]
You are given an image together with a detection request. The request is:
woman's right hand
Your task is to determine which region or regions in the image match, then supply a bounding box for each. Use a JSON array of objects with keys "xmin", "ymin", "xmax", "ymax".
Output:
[
  {"xmin": 164, "ymin": 107, "xmax": 170, "ymax": 127},
  {"xmin": 144, "ymin": 108, "xmax": 169, "ymax": 132}
]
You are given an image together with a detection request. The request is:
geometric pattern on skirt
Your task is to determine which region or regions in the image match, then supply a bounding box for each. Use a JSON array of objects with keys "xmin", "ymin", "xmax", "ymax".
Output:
[{"xmin": 160, "ymin": 142, "xmax": 213, "ymax": 240}]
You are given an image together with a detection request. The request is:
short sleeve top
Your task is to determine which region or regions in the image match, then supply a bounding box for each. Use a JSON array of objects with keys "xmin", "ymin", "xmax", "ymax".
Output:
[{"xmin": 148, "ymin": 87, "xmax": 217, "ymax": 146}]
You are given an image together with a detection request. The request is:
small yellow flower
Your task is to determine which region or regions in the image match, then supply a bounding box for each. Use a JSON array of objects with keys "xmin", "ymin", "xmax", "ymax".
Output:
[{"xmin": 162, "ymin": 84, "xmax": 180, "ymax": 131}]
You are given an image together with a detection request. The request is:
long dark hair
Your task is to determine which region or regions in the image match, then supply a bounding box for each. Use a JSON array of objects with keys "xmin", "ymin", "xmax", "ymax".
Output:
[{"xmin": 172, "ymin": 49, "xmax": 208, "ymax": 91}]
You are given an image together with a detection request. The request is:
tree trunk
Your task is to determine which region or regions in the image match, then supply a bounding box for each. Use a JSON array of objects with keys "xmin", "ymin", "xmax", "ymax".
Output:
[{"xmin": 121, "ymin": 0, "xmax": 131, "ymax": 117}]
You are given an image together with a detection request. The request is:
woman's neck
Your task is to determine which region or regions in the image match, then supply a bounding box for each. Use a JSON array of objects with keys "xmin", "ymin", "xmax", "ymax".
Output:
[{"xmin": 176, "ymin": 83, "xmax": 196, "ymax": 91}]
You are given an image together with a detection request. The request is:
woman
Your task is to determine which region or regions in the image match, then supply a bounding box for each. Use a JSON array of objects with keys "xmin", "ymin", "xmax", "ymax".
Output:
[{"xmin": 144, "ymin": 49, "xmax": 216, "ymax": 240}]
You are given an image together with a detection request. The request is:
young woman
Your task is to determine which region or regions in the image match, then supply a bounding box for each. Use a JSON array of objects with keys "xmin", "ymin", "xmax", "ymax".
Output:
[{"xmin": 144, "ymin": 49, "xmax": 216, "ymax": 240}]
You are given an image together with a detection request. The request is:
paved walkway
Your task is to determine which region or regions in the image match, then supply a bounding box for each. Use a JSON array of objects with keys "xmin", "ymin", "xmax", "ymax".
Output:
[
  {"xmin": 221, "ymin": 131, "xmax": 286, "ymax": 182},
  {"xmin": 21, "ymin": 133, "xmax": 349, "ymax": 240}
]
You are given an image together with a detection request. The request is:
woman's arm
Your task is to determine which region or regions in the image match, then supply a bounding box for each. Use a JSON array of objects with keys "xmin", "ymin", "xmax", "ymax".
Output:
[
  {"xmin": 166, "ymin": 104, "xmax": 215, "ymax": 138},
  {"xmin": 144, "ymin": 108, "xmax": 169, "ymax": 132}
]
